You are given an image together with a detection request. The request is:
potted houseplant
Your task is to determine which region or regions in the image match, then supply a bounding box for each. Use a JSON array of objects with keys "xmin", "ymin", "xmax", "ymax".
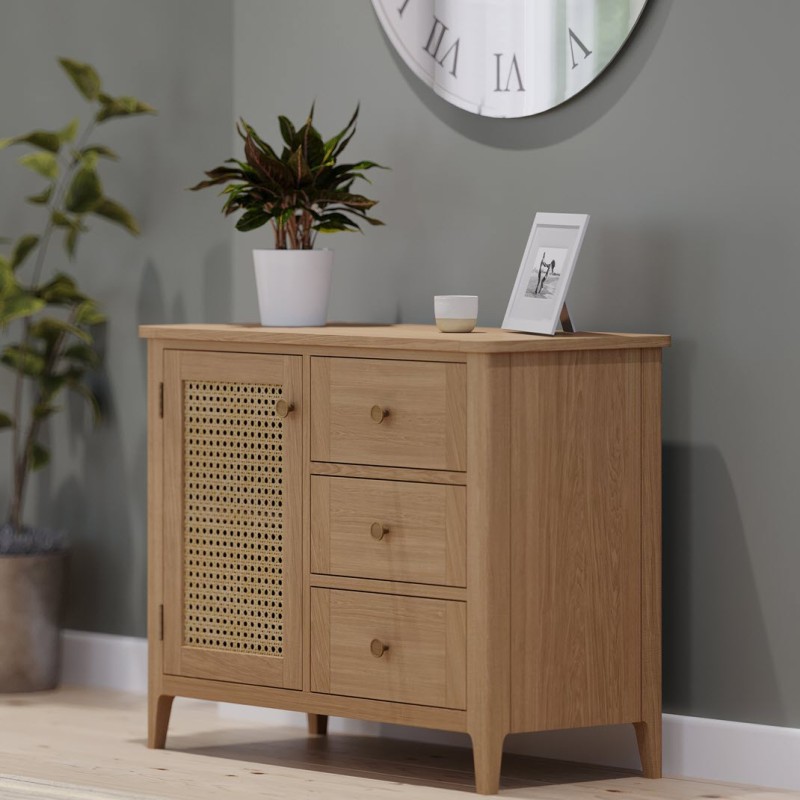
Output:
[
  {"xmin": 191, "ymin": 105, "xmax": 386, "ymax": 326},
  {"xmin": 0, "ymin": 58, "xmax": 154, "ymax": 692}
]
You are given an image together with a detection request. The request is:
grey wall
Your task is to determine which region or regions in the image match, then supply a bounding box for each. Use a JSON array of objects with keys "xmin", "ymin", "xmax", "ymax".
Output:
[
  {"xmin": 0, "ymin": 0, "xmax": 233, "ymax": 636},
  {"xmin": 229, "ymin": 0, "xmax": 800, "ymax": 728}
]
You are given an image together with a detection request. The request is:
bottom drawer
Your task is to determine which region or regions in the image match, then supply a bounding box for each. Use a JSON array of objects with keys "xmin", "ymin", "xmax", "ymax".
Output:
[{"xmin": 311, "ymin": 589, "xmax": 466, "ymax": 709}]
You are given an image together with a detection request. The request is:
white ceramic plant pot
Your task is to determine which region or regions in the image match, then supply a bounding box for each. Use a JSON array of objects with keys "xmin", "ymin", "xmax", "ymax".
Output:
[{"xmin": 252, "ymin": 249, "xmax": 333, "ymax": 327}]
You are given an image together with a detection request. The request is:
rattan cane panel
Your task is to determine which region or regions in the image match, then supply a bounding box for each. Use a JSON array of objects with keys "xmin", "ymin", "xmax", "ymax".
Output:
[{"xmin": 183, "ymin": 381, "xmax": 285, "ymax": 656}]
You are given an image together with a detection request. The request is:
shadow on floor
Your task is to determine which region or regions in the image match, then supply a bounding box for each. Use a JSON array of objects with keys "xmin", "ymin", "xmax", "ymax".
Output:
[{"xmin": 155, "ymin": 728, "xmax": 635, "ymax": 793}]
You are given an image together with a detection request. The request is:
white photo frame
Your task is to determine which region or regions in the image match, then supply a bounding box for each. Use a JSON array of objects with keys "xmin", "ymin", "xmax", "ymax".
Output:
[{"xmin": 501, "ymin": 212, "xmax": 590, "ymax": 335}]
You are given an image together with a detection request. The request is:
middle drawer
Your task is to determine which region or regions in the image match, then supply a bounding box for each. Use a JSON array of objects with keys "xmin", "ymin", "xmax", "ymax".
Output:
[{"xmin": 311, "ymin": 476, "xmax": 467, "ymax": 587}]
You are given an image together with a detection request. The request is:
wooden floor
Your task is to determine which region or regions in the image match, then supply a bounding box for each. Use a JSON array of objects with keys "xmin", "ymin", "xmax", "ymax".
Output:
[{"xmin": 0, "ymin": 688, "xmax": 791, "ymax": 799}]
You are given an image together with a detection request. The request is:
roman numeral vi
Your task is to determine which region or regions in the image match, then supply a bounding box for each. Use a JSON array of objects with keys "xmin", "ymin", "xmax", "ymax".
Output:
[{"xmin": 493, "ymin": 53, "xmax": 525, "ymax": 92}]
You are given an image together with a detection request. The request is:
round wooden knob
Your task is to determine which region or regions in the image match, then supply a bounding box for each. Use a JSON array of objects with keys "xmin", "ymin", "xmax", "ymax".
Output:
[
  {"xmin": 370, "ymin": 522, "xmax": 389, "ymax": 541},
  {"xmin": 370, "ymin": 638, "xmax": 389, "ymax": 658},
  {"xmin": 370, "ymin": 405, "xmax": 389, "ymax": 423},
  {"xmin": 275, "ymin": 399, "xmax": 294, "ymax": 418}
]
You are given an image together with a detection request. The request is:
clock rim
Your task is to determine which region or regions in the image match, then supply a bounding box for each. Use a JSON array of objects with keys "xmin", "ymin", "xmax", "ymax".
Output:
[{"xmin": 371, "ymin": 0, "xmax": 650, "ymax": 119}]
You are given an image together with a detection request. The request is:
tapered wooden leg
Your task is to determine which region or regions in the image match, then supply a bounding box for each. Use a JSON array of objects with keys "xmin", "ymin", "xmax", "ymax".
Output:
[
  {"xmin": 307, "ymin": 713, "xmax": 328, "ymax": 736},
  {"xmin": 634, "ymin": 719, "xmax": 662, "ymax": 778},
  {"xmin": 470, "ymin": 730, "xmax": 505, "ymax": 795},
  {"xmin": 148, "ymin": 693, "xmax": 174, "ymax": 749}
]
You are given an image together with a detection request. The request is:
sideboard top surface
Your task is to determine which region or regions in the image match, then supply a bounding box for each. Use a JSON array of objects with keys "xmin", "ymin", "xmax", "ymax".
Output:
[{"xmin": 139, "ymin": 323, "xmax": 670, "ymax": 354}]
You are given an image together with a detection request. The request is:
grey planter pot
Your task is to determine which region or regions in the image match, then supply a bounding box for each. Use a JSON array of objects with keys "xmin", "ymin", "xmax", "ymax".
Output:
[{"xmin": 0, "ymin": 551, "xmax": 67, "ymax": 692}]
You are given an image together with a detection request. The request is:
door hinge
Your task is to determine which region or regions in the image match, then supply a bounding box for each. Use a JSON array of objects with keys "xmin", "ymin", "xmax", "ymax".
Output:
[
  {"xmin": 159, "ymin": 382, "xmax": 164, "ymax": 418},
  {"xmin": 159, "ymin": 604, "xmax": 164, "ymax": 641}
]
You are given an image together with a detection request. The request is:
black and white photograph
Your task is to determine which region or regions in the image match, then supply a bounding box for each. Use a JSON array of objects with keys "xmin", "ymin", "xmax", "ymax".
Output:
[{"xmin": 524, "ymin": 247, "xmax": 568, "ymax": 300}]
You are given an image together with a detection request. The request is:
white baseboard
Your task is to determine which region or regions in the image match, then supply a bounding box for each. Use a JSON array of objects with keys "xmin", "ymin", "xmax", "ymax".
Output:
[
  {"xmin": 62, "ymin": 630, "xmax": 800, "ymax": 791},
  {"xmin": 62, "ymin": 629, "xmax": 148, "ymax": 694}
]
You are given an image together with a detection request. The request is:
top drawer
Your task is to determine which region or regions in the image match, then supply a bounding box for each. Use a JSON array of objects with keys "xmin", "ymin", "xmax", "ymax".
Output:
[{"xmin": 311, "ymin": 357, "xmax": 467, "ymax": 471}]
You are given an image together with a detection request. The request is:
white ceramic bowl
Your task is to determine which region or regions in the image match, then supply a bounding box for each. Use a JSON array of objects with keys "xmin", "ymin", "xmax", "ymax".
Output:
[{"xmin": 434, "ymin": 295, "xmax": 478, "ymax": 333}]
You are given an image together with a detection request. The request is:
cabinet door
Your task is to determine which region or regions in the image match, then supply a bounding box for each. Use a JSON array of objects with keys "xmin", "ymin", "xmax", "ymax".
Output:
[{"xmin": 162, "ymin": 350, "xmax": 302, "ymax": 689}]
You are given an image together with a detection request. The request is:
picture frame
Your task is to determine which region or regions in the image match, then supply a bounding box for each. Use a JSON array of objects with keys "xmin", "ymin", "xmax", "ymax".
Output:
[{"xmin": 501, "ymin": 212, "xmax": 590, "ymax": 336}]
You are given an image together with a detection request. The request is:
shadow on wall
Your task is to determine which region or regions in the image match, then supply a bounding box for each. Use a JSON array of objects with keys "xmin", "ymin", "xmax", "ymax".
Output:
[
  {"xmin": 662, "ymin": 443, "xmax": 783, "ymax": 725},
  {"xmin": 378, "ymin": 0, "xmax": 675, "ymax": 150}
]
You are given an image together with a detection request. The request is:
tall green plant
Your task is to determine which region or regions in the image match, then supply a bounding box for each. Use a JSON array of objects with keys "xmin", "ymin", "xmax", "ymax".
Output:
[
  {"xmin": 191, "ymin": 104, "xmax": 386, "ymax": 249},
  {"xmin": 0, "ymin": 58, "xmax": 155, "ymax": 535}
]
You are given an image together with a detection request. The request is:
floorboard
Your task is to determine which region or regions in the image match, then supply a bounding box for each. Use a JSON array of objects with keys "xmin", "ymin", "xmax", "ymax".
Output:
[{"xmin": 0, "ymin": 688, "xmax": 792, "ymax": 799}]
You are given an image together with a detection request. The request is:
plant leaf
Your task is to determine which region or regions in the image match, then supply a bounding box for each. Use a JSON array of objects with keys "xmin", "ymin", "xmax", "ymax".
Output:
[
  {"xmin": 39, "ymin": 373, "xmax": 68, "ymax": 399},
  {"xmin": 74, "ymin": 300, "xmax": 106, "ymax": 325},
  {"xmin": 0, "ymin": 286, "xmax": 45, "ymax": 325},
  {"xmin": 80, "ymin": 144, "xmax": 119, "ymax": 161},
  {"xmin": 278, "ymin": 116, "xmax": 297, "ymax": 148},
  {"xmin": 30, "ymin": 316, "xmax": 91, "ymax": 345},
  {"xmin": 0, "ymin": 130, "xmax": 61, "ymax": 153},
  {"xmin": 1, "ymin": 345, "xmax": 46, "ymax": 377},
  {"xmin": 38, "ymin": 273, "xmax": 87, "ymax": 305},
  {"xmin": 59, "ymin": 117, "xmax": 80, "ymax": 143},
  {"xmin": 65, "ymin": 165, "xmax": 103, "ymax": 213},
  {"xmin": 32, "ymin": 402, "xmax": 59, "ymax": 422},
  {"xmin": 30, "ymin": 441, "xmax": 50, "ymax": 471},
  {"xmin": 92, "ymin": 198, "xmax": 139, "ymax": 234},
  {"xmin": 11, "ymin": 235, "xmax": 40, "ymax": 269},
  {"xmin": 235, "ymin": 208, "xmax": 271, "ymax": 232},
  {"xmin": 27, "ymin": 185, "xmax": 54, "ymax": 205},
  {"xmin": 244, "ymin": 135, "xmax": 292, "ymax": 189},
  {"xmin": 64, "ymin": 343, "xmax": 99, "ymax": 368},
  {"xmin": 19, "ymin": 152, "xmax": 59, "ymax": 180},
  {"xmin": 58, "ymin": 57, "xmax": 101, "ymax": 101},
  {"xmin": 96, "ymin": 95, "xmax": 156, "ymax": 123},
  {"xmin": 0, "ymin": 411, "xmax": 13, "ymax": 429},
  {"xmin": 68, "ymin": 380, "xmax": 101, "ymax": 423}
]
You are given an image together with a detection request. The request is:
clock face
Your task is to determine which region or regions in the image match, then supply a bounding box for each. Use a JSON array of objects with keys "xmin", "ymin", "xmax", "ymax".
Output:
[{"xmin": 372, "ymin": 0, "xmax": 648, "ymax": 118}]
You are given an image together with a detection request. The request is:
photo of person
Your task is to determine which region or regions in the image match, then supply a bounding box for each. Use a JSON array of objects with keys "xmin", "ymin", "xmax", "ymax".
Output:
[{"xmin": 525, "ymin": 247, "xmax": 568, "ymax": 300}]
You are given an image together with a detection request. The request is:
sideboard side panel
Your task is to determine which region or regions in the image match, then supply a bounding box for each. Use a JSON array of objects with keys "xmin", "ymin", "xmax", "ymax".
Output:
[{"xmin": 510, "ymin": 349, "xmax": 643, "ymax": 732}]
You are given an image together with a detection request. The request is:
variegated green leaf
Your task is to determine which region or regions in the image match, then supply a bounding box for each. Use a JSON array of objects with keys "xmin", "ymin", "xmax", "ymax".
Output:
[
  {"xmin": 11, "ymin": 235, "xmax": 39, "ymax": 269},
  {"xmin": 58, "ymin": 58, "xmax": 101, "ymax": 101},
  {"xmin": 19, "ymin": 152, "xmax": 59, "ymax": 180}
]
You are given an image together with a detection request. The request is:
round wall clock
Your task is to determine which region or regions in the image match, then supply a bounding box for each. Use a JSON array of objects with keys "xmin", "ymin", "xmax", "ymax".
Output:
[{"xmin": 372, "ymin": 0, "xmax": 648, "ymax": 118}]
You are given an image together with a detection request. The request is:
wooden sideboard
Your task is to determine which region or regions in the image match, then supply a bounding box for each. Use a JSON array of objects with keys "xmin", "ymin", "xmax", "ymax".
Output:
[{"xmin": 140, "ymin": 323, "xmax": 670, "ymax": 794}]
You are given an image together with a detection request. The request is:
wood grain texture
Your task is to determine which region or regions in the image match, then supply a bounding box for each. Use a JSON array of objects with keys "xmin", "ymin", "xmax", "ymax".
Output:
[
  {"xmin": 465, "ymin": 354, "xmax": 512, "ymax": 795},
  {"xmin": 302, "ymin": 353, "xmax": 313, "ymax": 693},
  {"xmin": 311, "ymin": 588, "xmax": 467, "ymax": 709},
  {"xmin": 510, "ymin": 349, "xmax": 642, "ymax": 733},
  {"xmin": 162, "ymin": 351, "xmax": 303, "ymax": 690},
  {"xmin": 164, "ymin": 674, "xmax": 468, "ymax": 731},
  {"xmin": 147, "ymin": 693, "xmax": 173, "ymax": 749},
  {"xmin": 638, "ymin": 348, "xmax": 664, "ymax": 776},
  {"xmin": 311, "ymin": 476, "xmax": 466, "ymax": 586},
  {"xmin": 310, "ymin": 588, "xmax": 331, "ymax": 694},
  {"xmin": 310, "ymin": 357, "xmax": 467, "ymax": 470},
  {"xmin": 310, "ymin": 460, "xmax": 466, "ymax": 485},
  {"xmin": 140, "ymin": 323, "xmax": 671, "ymax": 354}
]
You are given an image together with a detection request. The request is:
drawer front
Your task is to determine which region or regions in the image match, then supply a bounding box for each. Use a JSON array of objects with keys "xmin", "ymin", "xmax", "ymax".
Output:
[
  {"xmin": 311, "ymin": 476, "xmax": 466, "ymax": 587},
  {"xmin": 310, "ymin": 357, "xmax": 467, "ymax": 471},
  {"xmin": 311, "ymin": 589, "xmax": 466, "ymax": 709}
]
